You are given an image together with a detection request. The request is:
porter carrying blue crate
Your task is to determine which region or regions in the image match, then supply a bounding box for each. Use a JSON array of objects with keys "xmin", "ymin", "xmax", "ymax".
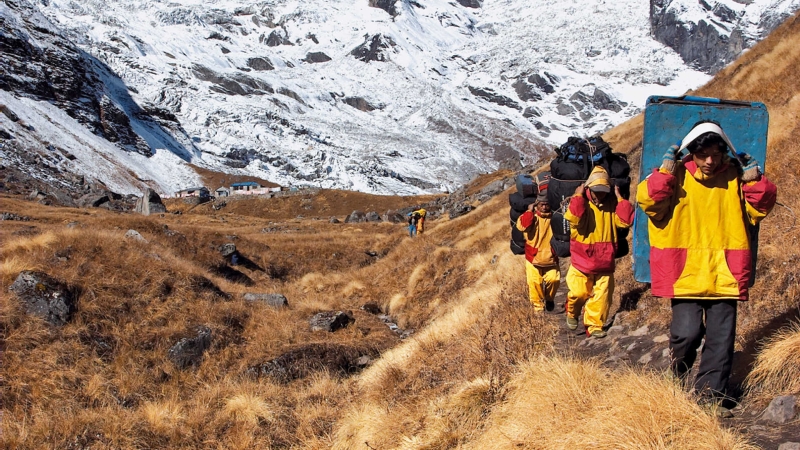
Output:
[{"xmin": 633, "ymin": 95, "xmax": 770, "ymax": 285}]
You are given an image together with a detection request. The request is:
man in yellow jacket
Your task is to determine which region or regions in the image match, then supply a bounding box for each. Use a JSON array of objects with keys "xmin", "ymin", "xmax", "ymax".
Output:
[
  {"xmin": 564, "ymin": 166, "xmax": 634, "ymax": 338},
  {"xmin": 637, "ymin": 122, "xmax": 777, "ymax": 416},
  {"xmin": 516, "ymin": 190, "xmax": 560, "ymax": 312}
]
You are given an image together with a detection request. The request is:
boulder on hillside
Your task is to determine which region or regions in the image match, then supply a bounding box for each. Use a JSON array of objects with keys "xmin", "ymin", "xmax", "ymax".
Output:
[
  {"xmin": 350, "ymin": 34, "xmax": 397, "ymax": 62},
  {"xmin": 456, "ymin": 0, "xmax": 482, "ymax": 7},
  {"xmin": 134, "ymin": 188, "xmax": 166, "ymax": 215},
  {"xmin": 167, "ymin": 325, "xmax": 212, "ymax": 369},
  {"xmin": 345, "ymin": 210, "xmax": 366, "ymax": 223},
  {"xmin": 9, "ymin": 271, "xmax": 77, "ymax": 326},
  {"xmin": 242, "ymin": 293, "xmax": 288, "ymax": 308},
  {"xmin": 448, "ymin": 202, "xmax": 475, "ymax": 219},
  {"xmin": 343, "ymin": 97, "xmax": 378, "ymax": 112},
  {"xmin": 124, "ymin": 229, "xmax": 147, "ymax": 242},
  {"xmin": 368, "ymin": 0, "xmax": 398, "ymax": 16},
  {"xmin": 365, "ymin": 211, "xmax": 381, "ymax": 222},
  {"xmin": 309, "ymin": 310, "xmax": 355, "ymax": 332},
  {"xmin": 382, "ymin": 211, "xmax": 405, "ymax": 223},
  {"xmin": 246, "ymin": 57, "xmax": 274, "ymax": 71},
  {"xmin": 468, "ymin": 86, "xmax": 521, "ymax": 110},
  {"xmin": 77, "ymin": 193, "xmax": 110, "ymax": 208},
  {"xmin": 304, "ymin": 52, "xmax": 332, "ymax": 63}
]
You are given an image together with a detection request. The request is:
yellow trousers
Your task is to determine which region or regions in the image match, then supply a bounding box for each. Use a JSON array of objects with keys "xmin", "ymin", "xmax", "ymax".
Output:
[
  {"xmin": 525, "ymin": 262, "xmax": 561, "ymax": 311},
  {"xmin": 566, "ymin": 265, "xmax": 614, "ymax": 333}
]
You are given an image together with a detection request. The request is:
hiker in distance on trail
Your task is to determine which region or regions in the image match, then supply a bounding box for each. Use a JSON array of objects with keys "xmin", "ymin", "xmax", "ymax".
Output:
[
  {"xmin": 564, "ymin": 166, "xmax": 634, "ymax": 338},
  {"xmin": 636, "ymin": 121, "xmax": 777, "ymax": 417},
  {"xmin": 407, "ymin": 211, "xmax": 419, "ymax": 237},
  {"xmin": 515, "ymin": 189, "xmax": 561, "ymax": 313}
]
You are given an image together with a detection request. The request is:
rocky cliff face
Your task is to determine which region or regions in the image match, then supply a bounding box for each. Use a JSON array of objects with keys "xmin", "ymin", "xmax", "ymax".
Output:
[
  {"xmin": 0, "ymin": 0, "xmax": 153, "ymax": 155},
  {"xmin": 650, "ymin": 0, "xmax": 799, "ymax": 73}
]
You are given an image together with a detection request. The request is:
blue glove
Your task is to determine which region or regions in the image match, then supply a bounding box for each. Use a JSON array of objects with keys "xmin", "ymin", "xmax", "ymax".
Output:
[
  {"xmin": 660, "ymin": 141, "xmax": 682, "ymax": 173},
  {"xmin": 737, "ymin": 152, "xmax": 761, "ymax": 182}
]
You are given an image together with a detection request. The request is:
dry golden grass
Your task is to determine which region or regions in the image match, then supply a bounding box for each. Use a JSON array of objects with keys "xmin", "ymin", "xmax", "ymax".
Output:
[
  {"xmin": 745, "ymin": 321, "xmax": 800, "ymax": 401},
  {"xmin": 466, "ymin": 357, "xmax": 757, "ymax": 450}
]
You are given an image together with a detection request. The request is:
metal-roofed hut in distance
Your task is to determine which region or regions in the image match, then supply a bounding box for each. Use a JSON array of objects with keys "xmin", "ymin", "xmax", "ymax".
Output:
[
  {"xmin": 230, "ymin": 182, "xmax": 276, "ymax": 196},
  {"xmin": 214, "ymin": 187, "xmax": 230, "ymax": 198}
]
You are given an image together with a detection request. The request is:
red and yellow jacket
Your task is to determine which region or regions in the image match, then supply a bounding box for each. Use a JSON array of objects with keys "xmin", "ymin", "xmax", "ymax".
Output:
[
  {"xmin": 516, "ymin": 210, "xmax": 558, "ymax": 267},
  {"xmin": 564, "ymin": 192, "xmax": 634, "ymax": 274},
  {"xmin": 636, "ymin": 156, "xmax": 777, "ymax": 300}
]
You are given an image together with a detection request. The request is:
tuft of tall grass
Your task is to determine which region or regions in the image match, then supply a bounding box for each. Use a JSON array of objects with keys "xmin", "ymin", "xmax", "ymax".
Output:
[{"xmin": 745, "ymin": 321, "xmax": 800, "ymax": 401}]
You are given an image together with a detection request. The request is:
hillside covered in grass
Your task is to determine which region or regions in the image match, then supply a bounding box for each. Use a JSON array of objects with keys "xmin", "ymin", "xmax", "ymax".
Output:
[{"xmin": 3, "ymin": 11, "xmax": 800, "ymax": 450}]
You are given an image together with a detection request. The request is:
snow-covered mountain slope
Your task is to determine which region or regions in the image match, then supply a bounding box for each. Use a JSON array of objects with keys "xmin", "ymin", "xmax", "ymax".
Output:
[{"xmin": 3, "ymin": 0, "xmax": 797, "ymax": 196}]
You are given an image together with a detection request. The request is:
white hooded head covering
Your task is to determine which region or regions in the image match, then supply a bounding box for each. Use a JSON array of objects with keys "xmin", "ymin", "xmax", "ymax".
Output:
[{"xmin": 678, "ymin": 122, "xmax": 737, "ymax": 154}]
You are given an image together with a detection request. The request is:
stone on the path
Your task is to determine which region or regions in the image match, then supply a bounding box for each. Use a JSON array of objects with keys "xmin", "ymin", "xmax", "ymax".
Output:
[
  {"xmin": 778, "ymin": 442, "xmax": 800, "ymax": 450},
  {"xmin": 763, "ymin": 395, "xmax": 797, "ymax": 424}
]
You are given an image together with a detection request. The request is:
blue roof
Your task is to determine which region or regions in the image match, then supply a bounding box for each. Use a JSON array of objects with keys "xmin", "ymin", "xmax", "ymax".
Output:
[{"xmin": 231, "ymin": 181, "xmax": 260, "ymax": 187}]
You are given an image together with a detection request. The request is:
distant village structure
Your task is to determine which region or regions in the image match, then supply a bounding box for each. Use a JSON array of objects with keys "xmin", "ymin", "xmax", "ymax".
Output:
[
  {"xmin": 171, "ymin": 181, "xmax": 297, "ymax": 199},
  {"xmin": 174, "ymin": 186, "xmax": 210, "ymax": 199}
]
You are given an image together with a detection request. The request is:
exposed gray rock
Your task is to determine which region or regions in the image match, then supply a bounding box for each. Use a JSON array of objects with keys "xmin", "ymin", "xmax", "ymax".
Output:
[
  {"xmin": 448, "ymin": 202, "xmax": 475, "ymax": 219},
  {"xmin": 350, "ymin": 34, "xmax": 397, "ymax": 62},
  {"xmin": 9, "ymin": 271, "xmax": 76, "ymax": 326},
  {"xmin": 523, "ymin": 106, "xmax": 542, "ymax": 118},
  {"xmin": 456, "ymin": 0, "xmax": 482, "ymax": 7},
  {"xmin": 512, "ymin": 77, "xmax": 543, "ymax": 102},
  {"xmin": 368, "ymin": 0, "xmax": 398, "ymax": 16},
  {"xmin": 218, "ymin": 243, "xmax": 237, "ymax": 257},
  {"xmin": 1, "ymin": 212, "xmax": 30, "ymax": 221},
  {"xmin": 167, "ymin": 325, "xmax": 212, "ymax": 369},
  {"xmin": 763, "ymin": 395, "xmax": 797, "ymax": 424},
  {"xmin": 262, "ymin": 30, "xmax": 291, "ymax": 46},
  {"xmin": 345, "ymin": 210, "xmax": 367, "ymax": 223},
  {"xmin": 124, "ymin": 229, "xmax": 146, "ymax": 242},
  {"xmin": 304, "ymin": 52, "xmax": 332, "ymax": 63},
  {"xmin": 78, "ymin": 193, "xmax": 109, "ymax": 208},
  {"xmin": 309, "ymin": 310, "xmax": 355, "ymax": 332},
  {"xmin": 192, "ymin": 64, "xmax": 274, "ymax": 95},
  {"xmin": 246, "ymin": 57, "xmax": 274, "ymax": 71},
  {"xmin": 468, "ymin": 86, "xmax": 521, "ymax": 110},
  {"xmin": 343, "ymin": 97, "xmax": 378, "ymax": 112},
  {"xmin": 382, "ymin": 211, "xmax": 405, "ymax": 223},
  {"xmin": 556, "ymin": 100, "xmax": 576, "ymax": 116},
  {"xmin": 778, "ymin": 442, "xmax": 800, "ymax": 450},
  {"xmin": 650, "ymin": 0, "xmax": 745, "ymax": 73},
  {"xmin": 134, "ymin": 188, "xmax": 166, "ymax": 215},
  {"xmin": 365, "ymin": 211, "xmax": 382, "ymax": 222},
  {"xmin": 329, "ymin": 216, "xmax": 341, "ymax": 224},
  {"xmin": 242, "ymin": 293, "xmax": 288, "ymax": 308}
]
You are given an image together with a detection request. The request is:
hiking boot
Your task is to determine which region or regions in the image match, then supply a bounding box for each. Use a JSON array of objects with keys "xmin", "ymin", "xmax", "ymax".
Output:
[
  {"xmin": 588, "ymin": 329, "xmax": 607, "ymax": 339},
  {"xmin": 566, "ymin": 316, "xmax": 578, "ymax": 330},
  {"xmin": 545, "ymin": 300, "xmax": 555, "ymax": 312},
  {"xmin": 699, "ymin": 399, "xmax": 734, "ymax": 419}
]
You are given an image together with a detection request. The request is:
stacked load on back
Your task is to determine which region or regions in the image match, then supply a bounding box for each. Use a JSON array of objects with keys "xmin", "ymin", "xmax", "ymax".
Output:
[
  {"xmin": 547, "ymin": 135, "xmax": 631, "ymax": 258},
  {"xmin": 509, "ymin": 172, "xmax": 550, "ymax": 255}
]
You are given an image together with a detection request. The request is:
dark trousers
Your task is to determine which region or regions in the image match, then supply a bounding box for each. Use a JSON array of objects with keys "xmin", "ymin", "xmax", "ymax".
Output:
[{"xmin": 670, "ymin": 299, "xmax": 737, "ymax": 398}]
